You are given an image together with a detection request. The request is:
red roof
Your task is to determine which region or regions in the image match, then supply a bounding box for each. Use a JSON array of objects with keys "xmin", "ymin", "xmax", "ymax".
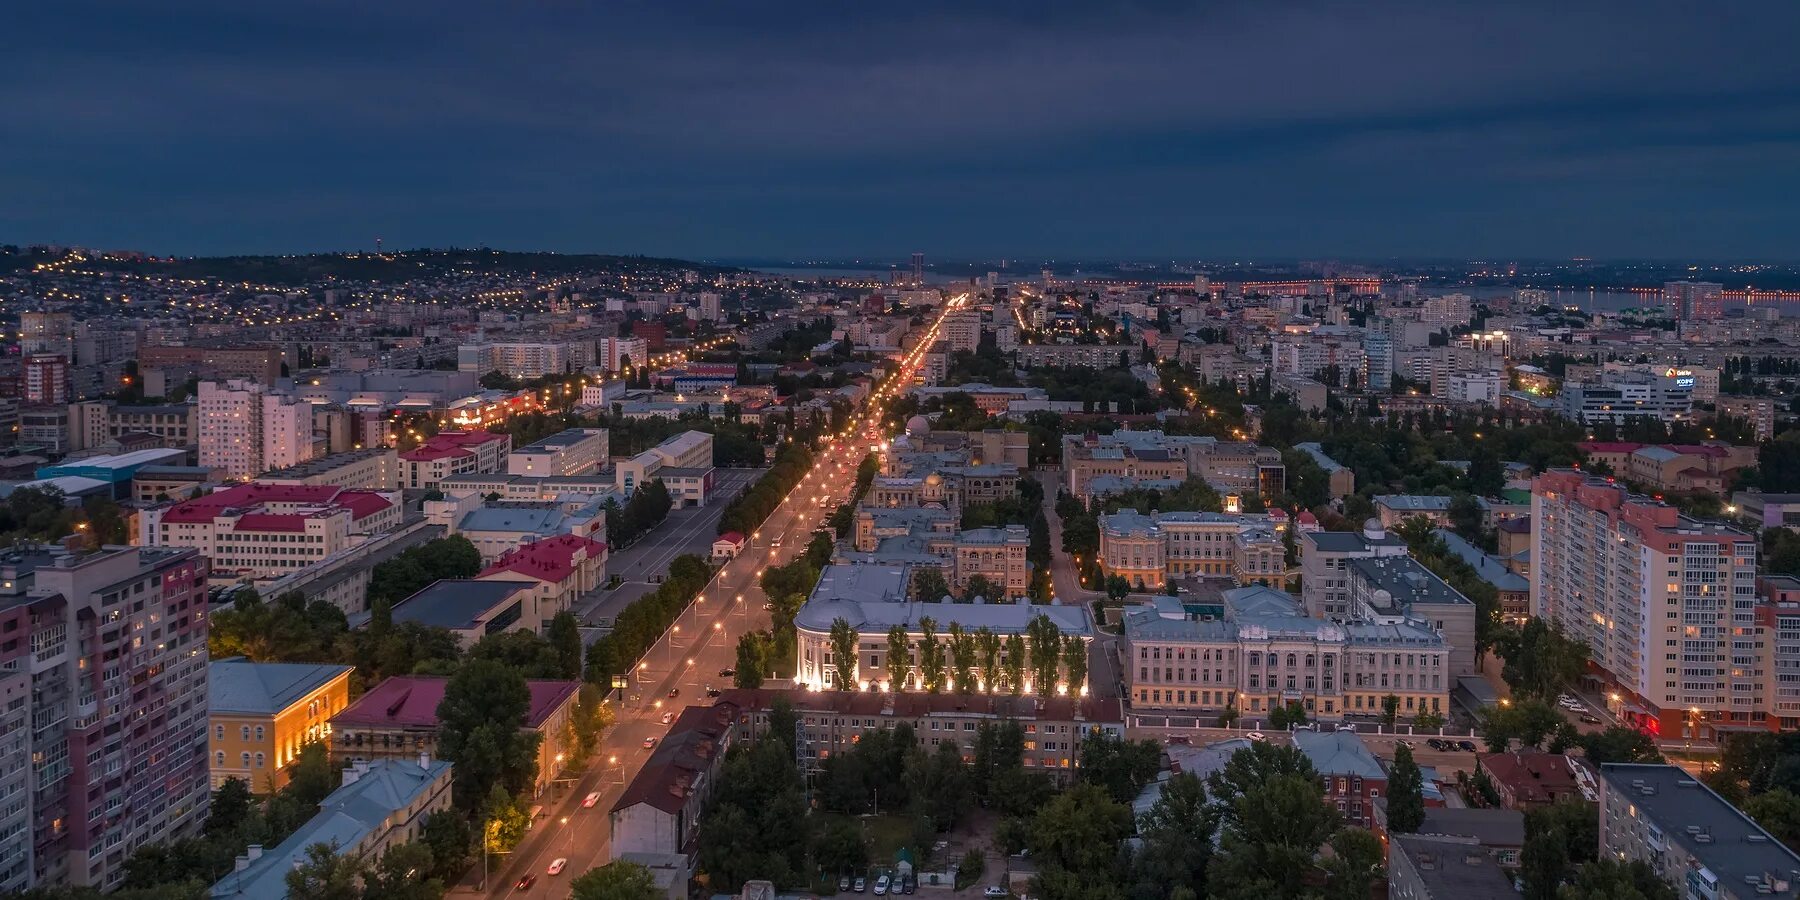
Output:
[
  {"xmin": 160, "ymin": 482, "xmax": 392, "ymax": 525},
  {"xmin": 479, "ymin": 533, "xmax": 607, "ymax": 584},
  {"xmin": 233, "ymin": 513, "xmax": 310, "ymax": 532},
  {"xmin": 715, "ymin": 531, "xmax": 746, "ymax": 546},
  {"xmin": 401, "ymin": 431, "xmax": 506, "ymax": 462},
  {"xmin": 1577, "ymin": 441, "xmax": 1644, "ymax": 454},
  {"xmin": 1296, "ymin": 510, "xmax": 1319, "ymax": 524},
  {"xmin": 330, "ymin": 675, "xmax": 579, "ymax": 730}
]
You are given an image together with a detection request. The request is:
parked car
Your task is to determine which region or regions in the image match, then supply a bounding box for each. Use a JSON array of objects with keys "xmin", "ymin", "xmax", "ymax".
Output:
[
  {"xmin": 706, "ymin": 688, "xmax": 722, "ymax": 698},
  {"xmin": 582, "ymin": 791, "xmax": 601, "ymax": 808},
  {"xmin": 548, "ymin": 859, "xmax": 567, "ymax": 876},
  {"xmin": 1246, "ymin": 731, "xmax": 1267, "ymax": 742},
  {"xmin": 719, "ymin": 668, "xmax": 736, "ymax": 678},
  {"xmin": 1395, "ymin": 739, "xmax": 1415, "ymax": 749},
  {"xmin": 1580, "ymin": 714, "xmax": 1602, "ymax": 725},
  {"xmin": 1426, "ymin": 738, "xmax": 1448, "ymax": 751},
  {"xmin": 839, "ymin": 876, "xmax": 851, "ymax": 892},
  {"xmin": 984, "ymin": 887, "xmax": 1010, "ymax": 898},
  {"xmin": 901, "ymin": 874, "xmax": 915, "ymax": 894},
  {"xmin": 854, "ymin": 876, "xmax": 867, "ymax": 892},
  {"xmin": 1457, "ymin": 740, "xmax": 1478, "ymax": 752},
  {"xmin": 1335, "ymin": 723, "xmax": 1357, "ymax": 732},
  {"xmin": 516, "ymin": 874, "xmax": 537, "ymax": 890},
  {"xmin": 874, "ymin": 874, "xmax": 890, "ymax": 895}
]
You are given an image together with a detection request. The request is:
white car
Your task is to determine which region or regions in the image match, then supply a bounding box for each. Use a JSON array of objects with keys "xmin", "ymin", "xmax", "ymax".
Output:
[
  {"xmin": 1246, "ymin": 731, "xmax": 1267, "ymax": 742},
  {"xmin": 547, "ymin": 858, "xmax": 567, "ymax": 876},
  {"xmin": 874, "ymin": 874, "xmax": 890, "ymax": 895},
  {"xmin": 661, "ymin": 711, "xmax": 675, "ymax": 724},
  {"xmin": 984, "ymin": 887, "xmax": 1010, "ymax": 898},
  {"xmin": 853, "ymin": 876, "xmax": 867, "ymax": 892},
  {"xmin": 1336, "ymin": 723, "xmax": 1357, "ymax": 732},
  {"xmin": 582, "ymin": 791, "xmax": 601, "ymax": 808}
]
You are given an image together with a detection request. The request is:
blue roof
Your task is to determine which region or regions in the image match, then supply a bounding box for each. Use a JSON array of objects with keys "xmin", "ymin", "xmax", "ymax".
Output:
[
  {"xmin": 210, "ymin": 660, "xmax": 352, "ymax": 715},
  {"xmin": 1434, "ymin": 529, "xmax": 1529, "ymax": 592},
  {"xmin": 458, "ymin": 506, "xmax": 567, "ymax": 534},
  {"xmin": 390, "ymin": 579, "xmax": 531, "ymax": 630}
]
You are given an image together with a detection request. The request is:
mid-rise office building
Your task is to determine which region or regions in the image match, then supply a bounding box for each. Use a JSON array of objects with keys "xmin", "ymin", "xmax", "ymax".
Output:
[
  {"xmin": 260, "ymin": 447, "xmax": 400, "ymax": 490},
  {"xmin": 1097, "ymin": 510, "xmax": 1286, "ymax": 589},
  {"xmin": 1558, "ymin": 371, "xmax": 1694, "ymax": 426},
  {"xmin": 0, "ymin": 545, "xmax": 210, "ymax": 892},
  {"xmin": 399, "ymin": 430, "xmax": 511, "ymax": 489},
  {"xmin": 508, "ymin": 427, "xmax": 610, "ymax": 477},
  {"xmin": 458, "ymin": 341, "xmax": 569, "ymax": 378},
  {"xmin": 1298, "ymin": 521, "xmax": 1410, "ymax": 619},
  {"xmin": 142, "ymin": 482, "xmax": 402, "ymax": 578},
  {"xmin": 207, "ymin": 660, "xmax": 354, "ymax": 791}
]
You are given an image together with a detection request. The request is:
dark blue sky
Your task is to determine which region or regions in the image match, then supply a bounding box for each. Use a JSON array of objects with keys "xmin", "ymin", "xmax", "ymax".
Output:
[{"xmin": 5, "ymin": 1, "xmax": 1799, "ymax": 260}]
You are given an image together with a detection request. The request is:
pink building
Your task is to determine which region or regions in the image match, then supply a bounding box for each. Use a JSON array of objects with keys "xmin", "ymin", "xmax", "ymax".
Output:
[
  {"xmin": 477, "ymin": 534, "xmax": 609, "ymax": 630},
  {"xmin": 399, "ymin": 431, "xmax": 512, "ymax": 489}
]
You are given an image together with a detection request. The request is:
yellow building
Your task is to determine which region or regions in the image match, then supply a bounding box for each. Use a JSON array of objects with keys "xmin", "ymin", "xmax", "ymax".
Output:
[{"xmin": 209, "ymin": 658, "xmax": 354, "ymax": 792}]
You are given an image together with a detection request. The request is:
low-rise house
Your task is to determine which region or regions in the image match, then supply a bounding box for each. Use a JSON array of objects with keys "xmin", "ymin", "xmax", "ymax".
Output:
[
  {"xmin": 328, "ymin": 675, "xmax": 579, "ymax": 797},
  {"xmin": 609, "ymin": 702, "xmax": 740, "ymax": 863},
  {"xmin": 1476, "ymin": 751, "xmax": 1597, "ymax": 810},
  {"xmin": 208, "ymin": 755, "xmax": 453, "ymax": 900}
]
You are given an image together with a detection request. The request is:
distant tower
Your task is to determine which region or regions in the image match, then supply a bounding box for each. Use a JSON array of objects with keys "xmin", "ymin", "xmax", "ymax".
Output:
[
  {"xmin": 911, "ymin": 252, "xmax": 924, "ymax": 286},
  {"xmin": 375, "ymin": 237, "xmax": 383, "ymax": 255}
]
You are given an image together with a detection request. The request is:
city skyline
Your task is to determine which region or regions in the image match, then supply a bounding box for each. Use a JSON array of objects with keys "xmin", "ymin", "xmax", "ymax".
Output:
[{"xmin": 6, "ymin": 1, "xmax": 1800, "ymax": 259}]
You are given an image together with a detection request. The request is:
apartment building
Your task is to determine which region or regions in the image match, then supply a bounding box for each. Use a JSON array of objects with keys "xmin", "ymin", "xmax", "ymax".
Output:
[
  {"xmin": 1374, "ymin": 495, "xmax": 1453, "ymax": 528},
  {"xmin": 142, "ymin": 482, "xmax": 402, "ymax": 578},
  {"xmin": 508, "ymin": 427, "xmax": 610, "ymax": 477},
  {"xmin": 139, "ymin": 345, "xmax": 282, "ymax": 385},
  {"xmin": 941, "ymin": 310, "xmax": 982, "ymax": 352},
  {"xmin": 23, "ymin": 354, "xmax": 70, "ymax": 405},
  {"xmin": 260, "ymin": 447, "xmax": 400, "ymax": 490},
  {"xmin": 1558, "ymin": 371, "xmax": 1694, "ymax": 425},
  {"xmin": 1298, "ymin": 521, "xmax": 1410, "ymax": 619},
  {"xmin": 716, "ymin": 689, "xmax": 1125, "ymax": 780},
  {"xmin": 1598, "ymin": 763, "xmax": 1799, "ymax": 900},
  {"xmin": 1345, "ymin": 555, "xmax": 1479, "ymax": 676},
  {"xmin": 1123, "ymin": 589, "xmax": 1452, "ymax": 721},
  {"xmin": 197, "ymin": 379, "xmax": 315, "ymax": 479},
  {"xmin": 399, "ymin": 430, "xmax": 511, "ymax": 489},
  {"xmin": 1016, "ymin": 343, "xmax": 1136, "ymax": 369},
  {"xmin": 609, "ymin": 702, "xmax": 739, "ymax": 864},
  {"xmin": 207, "ymin": 756, "xmax": 453, "ymax": 900},
  {"xmin": 1097, "ymin": 510, "xmax": 1286, "ymax": 589},
  {"xmin": 0, "ymin": 545, "xmax": 210, "ymax": 892},
  {"xmin": 207, "ymin": 659, "xmax": 353, "ymax": 791},
  {"xmin": 67, "ymin": 401, "xmax": 194, "ymax": 452},
  {"xmin": 1532, "ymin": 471, "xmax": 1760, "ymax": 739},
  {"xmin": 1292, "ymin": 442, "xmax": 1357, "ymax": 499},
  {"xmin": 458, "ymin": 341, "xmax": 569, "ymax": 378}
]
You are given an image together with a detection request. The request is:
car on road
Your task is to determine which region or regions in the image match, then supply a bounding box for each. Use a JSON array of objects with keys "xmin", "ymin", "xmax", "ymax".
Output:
[
  {"xmin": 643, "ymin": 736, "xmax": 657, "ymax": 748},
  {"xmin": 875, "ymin": 874, "xmax": 890, "ymax": 895},
  {"xmin": 706, "ymin": 688, "xmax": 722, "ymax": 698},
  {"xmin": 1246, "ymin": 731, "xmax": 1267, "ymax": 742},
  {"xmin": 854, "ymin": 876, "xmax": 866, "ymax": 892},
  {"xmin": 516, "ymin": 874, "xmax": 537, "ymax": 890},
  {"xmin": 1580, "ymin": 713, "xmax": 1602, "ymax": 725},
  {"xmin": 719, "ymin": 668, "xmax": 735, "ymax": 678},
  {"xmin": 582, "ymin": 791, "xmax": 601, "ymax": 808},
  {"xmin": 548, "ymin": 858, "xmax": 567, "ymax": 876},
  {"xmin": 660, "ymin": 711, "xmax": 675, "ymax": 724},
  {"xmin": 1457, "ymin": 740, "xmax": 1478, "ymax": 752},
  {"xmin": 984, "ymin": 887, "xmax": 1010, "ymax": 898},
  {"xmin": 1395, "ymin": 739, "xmax": 1415, "ymax": 749},
  {"xmin": 668, "ymin": 687, "xmax": 680, "ymax": 699}
]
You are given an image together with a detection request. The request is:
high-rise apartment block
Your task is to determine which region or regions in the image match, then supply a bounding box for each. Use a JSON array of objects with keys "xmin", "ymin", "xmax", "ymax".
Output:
[
  {"xmin": 1663, "ymin": 281, "xmax": 1724, "ymax": 321},
  {"xmin": 0, "ymin": 545, "xmax": 210, "ymax": 892},
  {"xmin": 23, "ymin": 354, "xmax": 70, "ymax": 405},
  {"xmin": 198, "ymin": 380, "xmax": 316, "ymax": 479},
  {"xmin": 19, "ymin": 312, "xmax": 75, "ymax": 359},
  {"xmin": 1532, "ymin": 471, "xmax": 1759, "ymax": 739}
]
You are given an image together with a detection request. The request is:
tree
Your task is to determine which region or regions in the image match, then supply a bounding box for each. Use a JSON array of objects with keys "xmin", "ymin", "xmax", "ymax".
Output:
[
  {"xmin": 1028, "ymin": 783, "xmax": 1134, "ymax": 900},
  {"xmin": 906, "ymin": 740, "xmax": 971, "ymax": 831},
  {"xmin": 284, "ymin": 843, "xmax": 364, "ymax": 900},
  {"xmin": 734, "ymin": 632, "xmax": 768, "ymax": 689},
  {"xmin": 1496, "ymin": 618, "xmax": 1590, "ymax": 699},
  {"xmin": 947, "ymin": 623, "xmax": 977, "ymax": 694},
  {"xmin": 1479, "ymin": 699, "xmax": 1566, "ymax": 752},
  {"xmin": 964, "ymin": 573, "xmax": 1000, "ymax": 602},
  {"xmin": 829, "ymin": 617, "xmax": 858, "ymax": 690},
  {"xmin": 1521, "ymin": 800, "xmax": 1598, "ymax": 900},
  {"xmin": 1077, "ymin": 731, "xmax": 1162, "ymax": 804},
  {"xmin": 1269, "ymin": 701, "xmax": 1307, "ymax": 731},
  {"xmin": 547, "ymin": 611, "xmax": 584, "ymax": 680},
  {"xmin": 1520, "ymin": 822, "xmax": 1569, "ymax": 900},
  {"xmin": 917, "ymin": 617, "xmax": 946, "ymax": 693},
  {"xmin": 1027, "ymin": 614, "xmax": 1063, "ymax": 695},
  {"xmin": 1205, "ymin": 741, "xmax": 1317, "ymax": 826},
  {"xmin": 887, "ymin": 625, "xmax": 913, "ymax": 690},
  {"xmin": 1387, "ymin": 744, "xmax": 1425, "ymax": 833},
  {"xmin": 1413, "ymin": 709, "xmax": 1445, "ymax": 732},
  {"xmin": 1002, "ymin": 633, "xmax": 1027, "ymax": 695},
  {"xmin": 206, "ymin": 778, "xmax": 255, "ymax": 837},
  {"xmin": 1744, "ymin": 789, "xmax": 1800, "ymax": 851},
  {"xmin": 1560, "ymin": 859, "xmax": 1677, "ymax": 900},
  {"xmin": 360, "ymin": 842, "xmax": 443, "ymax": 900},
  {"xmin": 436, "ymin": 659, "xmax": 542, "ymax": 811},
  {"xmin": 1208, "ymin": 773, "xmax": 1342, "ymax": 900},
  {"xmin": 1062, "ymin": 635, "xmax": 1088, "ymax": 696},
  {"xmin": 810, "ymin": 817, "xmax": 870, "ymax": 877},
  {"xmin": 1321, "ymin": 827, "xmax": 1385, "ymax": 900},
  {"xmin": 912, "ymin": 568, "xmax": 951, "ymax": 602},
  {"xmin": 1132, "ymin": 772, "xmax": 1214, "ymax": 899},
  {"xmin": 570, "ymin": 861, "xmax": 664, "ymax": 900},
  {"xmin": 419, "ymin": 809, "xmax": 473, "ymax": 881},
  {"xmin": 1105, "ymin": 574, "xmax": 1131, "ymax": 601},
  {"xmin": 1578, "ymin": 727, "xmax": 1664, "ymax": 765},
  {"xmin": 1379, "ymin": 693, "xmax": 1400, "ymax": 726}
]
